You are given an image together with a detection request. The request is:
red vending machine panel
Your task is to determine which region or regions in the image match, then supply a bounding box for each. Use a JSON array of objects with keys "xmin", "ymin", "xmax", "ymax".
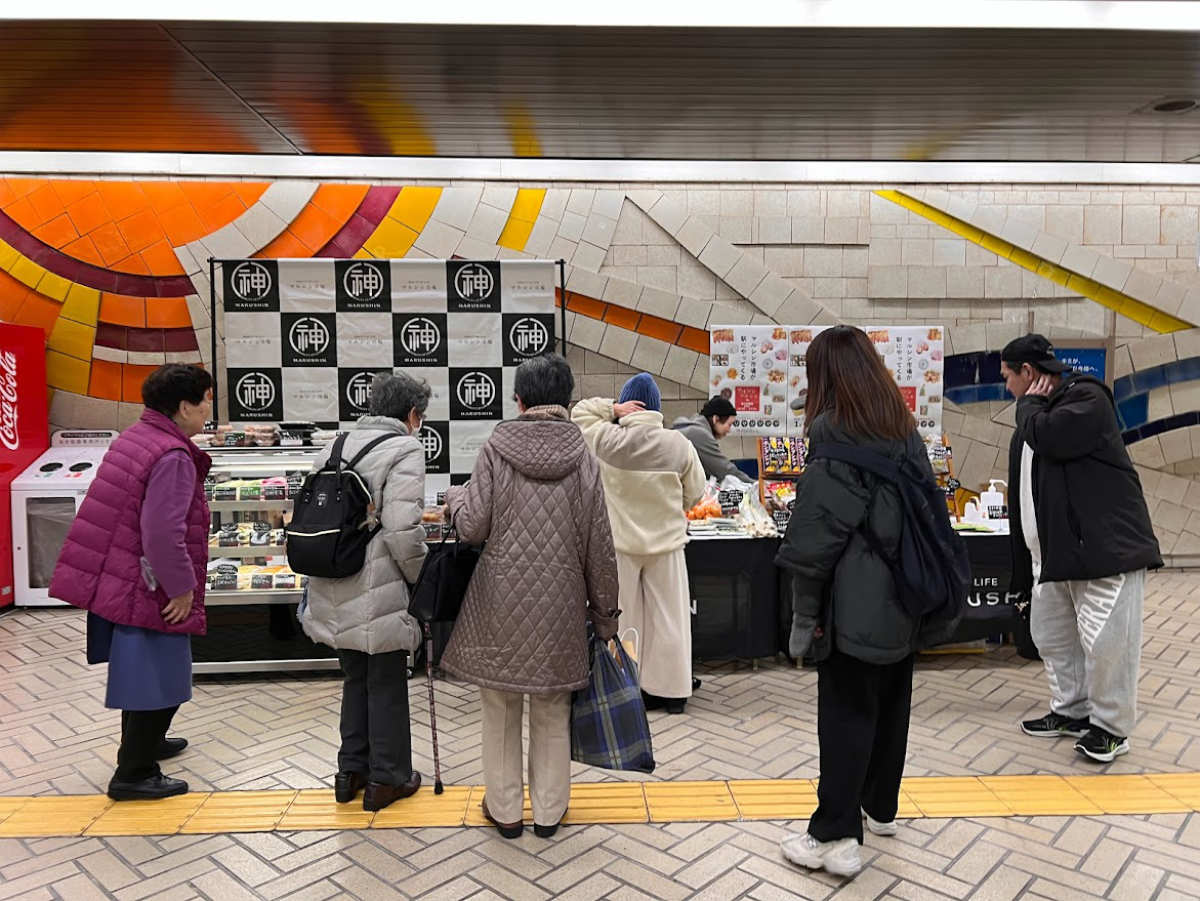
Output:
[{"xmin": 0, "ymin": 323, "xmax": 50, "ymax": 609}]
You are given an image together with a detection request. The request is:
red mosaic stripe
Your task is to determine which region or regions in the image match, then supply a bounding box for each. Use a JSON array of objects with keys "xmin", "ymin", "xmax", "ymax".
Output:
[
  {"xmin": 0, "ymin": 206, "xmax": 195, "ymax": 297},
  {"xmin": 315, "ymin": 185, "xmax": 402, "ymax": 258}
]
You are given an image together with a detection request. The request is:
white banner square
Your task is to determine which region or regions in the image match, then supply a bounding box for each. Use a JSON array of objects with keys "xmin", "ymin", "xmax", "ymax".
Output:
[
  {"xmin": 336, "ymin": 313, "xmax": 393, "ymax": 367},
  {"xmin": 390, "ymin": 261, "xmax": 448, "ymax": 312},
  {"xmin": 447, "ymin": 312, "xmax": 504, "ymax": 367},
  {"xmin": 278, "ymin": 259, "xmax": 336, "ymax": 310},
  {"xmin": 282, "ymin": 368, "xmax": 339, "ymax": 424},
  {"xmin": 500, "ymin": 260, "xmax": 557, "ymax": 314},
  {"xmin": 224, "ymin": 312, "xmax": 282, "ymax": 368}
]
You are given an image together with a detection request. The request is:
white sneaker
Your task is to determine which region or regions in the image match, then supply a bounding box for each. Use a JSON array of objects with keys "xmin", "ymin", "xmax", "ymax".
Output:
[
  {"xmin": 780, "ymin": 833, "xmax": 862, "ymax": 877},
  {"xmin": 861, "ymin": 807, "xmax": 898, "ymax": 836}
]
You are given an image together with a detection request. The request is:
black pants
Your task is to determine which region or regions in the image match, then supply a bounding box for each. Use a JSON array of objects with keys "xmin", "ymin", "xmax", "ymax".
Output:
[
  {"xmin": 338, "ymin": 649, "xmax": 413, "ymax": 786},
  {"xmin": 809, "ymin": 651, "xmax": 915, "ymax": 844},
  {"xmin": 114, "ymin": 707, "xmax": 178, "ymax": 783}
]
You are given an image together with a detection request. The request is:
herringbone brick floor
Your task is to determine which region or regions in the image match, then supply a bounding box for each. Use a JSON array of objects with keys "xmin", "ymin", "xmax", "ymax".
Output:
[{"xmin": 1, "ymin": 571, "xmax": 1199, "ymax": 898}]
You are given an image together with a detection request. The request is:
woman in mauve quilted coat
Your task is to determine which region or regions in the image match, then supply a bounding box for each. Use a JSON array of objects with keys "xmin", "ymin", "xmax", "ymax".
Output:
[{"xmin": 443, "ymin": 353, "xmax": 619, "ymax": 841}]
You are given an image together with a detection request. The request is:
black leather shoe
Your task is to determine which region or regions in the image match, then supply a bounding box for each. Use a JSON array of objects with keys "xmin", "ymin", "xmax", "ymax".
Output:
[
  {"xmin": 481, "ymin": 797, "xmax": 523, "ymax": 839},
  {"xmin": 363, "ymin": 771, "xmax": 422, "ymax": 812},
  {"xmin": 534, "ymin": 820, "xmax": 563, "ymax": 839},
  {"xmin": 692, "ymin": 677, "xmax": 702, "ymax": 691},
  {"xmin": 334, "ymin": 771, "xmax": 368, "ymax": 803},
  {"xmin": 665, "ymin": 699, "xmax": 686, "ymax": 715},
  {"xmin": 156, "ymin": 737, "xmax": 188, "ymax": 761},
  {"xmin": 641, "ymin": 691, "xmax": 666, "ymax": 711},
  {"xmin": 107, "ymin": 774, "xmax": 188, "ymax": 801}
]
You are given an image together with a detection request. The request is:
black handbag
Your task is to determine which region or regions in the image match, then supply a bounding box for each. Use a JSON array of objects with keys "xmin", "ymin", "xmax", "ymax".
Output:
[{"xmin": 408, "ymin": 522, "xmax": 481, "ymax": 623}]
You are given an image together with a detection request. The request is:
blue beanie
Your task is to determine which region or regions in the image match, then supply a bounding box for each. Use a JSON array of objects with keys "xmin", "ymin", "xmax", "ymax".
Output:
[{"xmin": 618, "ymin": 373, "xmax": 661, "ymax": 412}]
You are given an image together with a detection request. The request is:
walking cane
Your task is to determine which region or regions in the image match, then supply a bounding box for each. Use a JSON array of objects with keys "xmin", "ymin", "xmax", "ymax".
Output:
[{"xmin": 423, "ymin": 620, "xmax": 444, "ymax": 794}]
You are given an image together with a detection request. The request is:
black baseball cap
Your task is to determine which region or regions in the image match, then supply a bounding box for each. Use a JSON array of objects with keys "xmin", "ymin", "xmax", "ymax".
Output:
[
  {"xmin": 701, "ymin": 396, "xmax": 737, "ymax": 419},
  {"xmin": 1001, "ymin": 333, "xmax": 1070, "ymax": 374}
]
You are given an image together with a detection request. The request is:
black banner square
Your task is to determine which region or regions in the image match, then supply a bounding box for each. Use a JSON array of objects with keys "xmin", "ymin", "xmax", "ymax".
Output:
[
  {"xmin": 447, "ymin": 260, "xmax": 502, "ymax": 313},
  {"xmin": 338, "ymin": 367, "xmax": 391, "ymax": 422},
  {"xmin": 416, "ymin": 421, "xmax": 450, "ymax": 474},
  {"xmin": 502, "ymin": 312, "xmax": 555, "ymax": 365},
  {"xmin": 282, "ymin": 313, "xmax": 338, "ymax": 367},
  {"xmin": 223, "ymin": 260, "xmax": 280, "ymax": 312},
  {"xmin": 228, "ymin": 368, "xmax": 283, "ymax": 422},
  {"xmin": 449, "ymin": 367, "xmax": 503, "ymax": 420},
  {"xmin": 393, "ymin": 313, "xmax": 448, "ymax": 367},
  {"xmin": 335, "ymin": 260, "xmax": 391, "ymax": 312},
  {"xmin": 450, "ymin": 473, "xmax": 471, "ymax": 486}
]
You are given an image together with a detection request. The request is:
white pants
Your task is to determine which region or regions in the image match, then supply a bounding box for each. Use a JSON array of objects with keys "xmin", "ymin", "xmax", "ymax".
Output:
[
  {"xmin": 616, "ymin": 549, "xmax": 692, "ymax": 699},
  {"xmin": 479, "ymin": 688, "xmax": 571, "ymax": 827},
  {"xmin": 1030, "ymin": 569, "xmax": 1144, "ymax": 739}
]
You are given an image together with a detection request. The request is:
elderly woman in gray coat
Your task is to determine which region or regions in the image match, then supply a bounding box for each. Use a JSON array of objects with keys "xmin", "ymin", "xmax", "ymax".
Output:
[
  {"xmin": 301, "ymin": 373, "xmax": 428, "ymax": 812},
  {"xmin": 444, "ymin": 354, "xmax": 620, "ymax": 840}
]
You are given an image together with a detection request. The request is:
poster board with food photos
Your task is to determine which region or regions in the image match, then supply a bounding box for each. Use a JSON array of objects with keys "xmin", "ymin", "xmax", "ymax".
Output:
[{"xmin": 708, "ymin": 325, "xmax": 944, "ymax": 444}]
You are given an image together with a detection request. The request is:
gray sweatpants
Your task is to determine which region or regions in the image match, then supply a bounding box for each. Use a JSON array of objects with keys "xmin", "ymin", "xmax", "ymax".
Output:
[{"xmin": 1029, "ymin": 569, "xmax": 1144, "ymax": 739}]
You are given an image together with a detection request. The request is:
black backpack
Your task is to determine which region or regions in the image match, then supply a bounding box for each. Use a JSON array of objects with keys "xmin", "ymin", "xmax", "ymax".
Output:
[
  {"xmin": 286, "ymin": 433, "xmax": 400, "ymax": 579},
  {"xmin": 808, "ymin": 441, "xmax": 969, "ymax": 623}
]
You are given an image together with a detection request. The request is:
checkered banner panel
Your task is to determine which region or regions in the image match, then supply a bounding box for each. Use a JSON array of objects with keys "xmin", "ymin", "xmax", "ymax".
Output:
[{"xmin": 220, "ymin": 258, "xmax": 557, "ymax": 493}]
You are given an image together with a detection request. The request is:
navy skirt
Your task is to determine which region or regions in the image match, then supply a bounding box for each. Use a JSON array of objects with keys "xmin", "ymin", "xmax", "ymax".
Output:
[{"xmin": 99, "ymin": 622, "xmax": 193, "ymax": 711}]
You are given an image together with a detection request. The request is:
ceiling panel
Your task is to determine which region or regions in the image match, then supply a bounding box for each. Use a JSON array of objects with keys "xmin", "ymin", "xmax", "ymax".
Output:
[{"xmin": 5, "ymin": 21, "xmax": 1200, "ymax": 160}]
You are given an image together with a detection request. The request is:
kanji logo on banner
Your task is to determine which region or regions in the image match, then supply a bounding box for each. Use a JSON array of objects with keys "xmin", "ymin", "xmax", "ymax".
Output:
[
  {"xmin": 417, "ymin": 421, "xmax": 450, "ymax": 474},
  {"xmin": 225, "ymin": 260, "xmax": 280, "ymax": 312},
  {"xmin": 282, "ymin": 314, "xmax": 337, "ymax": 367},
  {"xmin": 336, "ymin": 260, "xmax": 391, "ymax": 312},
  {"xmin": 502, "ymin": 313, "xmax": 554, "ymax": 365},
  {"xmin": 450, "ymin": 367, "xmax": 502, "ymax": 420},
  {"xmin": 393, "ymin": 313, "xmax": 447, "ymax": 367},
  {"xmin": 230, "ymin": 368, "xmax": 283, "ymax": 421},
  {"xmin": 337, "ymin": 368, "xmax": 390, "ymax": 422},
  {"xmin": 447, "ymin": 261, "xmax": 502, "ymax": 313}
]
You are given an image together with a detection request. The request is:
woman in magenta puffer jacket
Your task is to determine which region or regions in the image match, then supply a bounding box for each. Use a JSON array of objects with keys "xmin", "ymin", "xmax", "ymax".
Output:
[{"xmin": 51, "ymin": 364, "xmax": 213, "ymax": 802}]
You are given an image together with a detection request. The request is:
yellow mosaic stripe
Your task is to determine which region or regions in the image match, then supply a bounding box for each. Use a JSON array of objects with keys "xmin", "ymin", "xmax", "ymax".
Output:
[
  {"xmin": 0, "ymin": 774, "xmax": 1197, "ymax": 838},
  {"xmin": 356, "ymin": 186, "xmax": 444, "ymax": 259},
  {"xmin": 497, "ymin": 188, "xmax": 547, "ymax": 252},
  {"xmin": 875, "ymin": 189, "xmax": 1194, "ymax": 334},
  {"xmin": 0, "ymin": 237, "xmax": 73, "ymax": 305}
]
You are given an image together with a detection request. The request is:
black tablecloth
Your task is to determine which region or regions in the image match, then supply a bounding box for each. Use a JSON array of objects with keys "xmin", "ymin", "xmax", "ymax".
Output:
[
  {"xmin": 685, "ymin": 532, "xmax": 1037, "ymax": 662},
  {"xmin": 686, "ymin": 538, "xmax": 784, "ymax": 661}
]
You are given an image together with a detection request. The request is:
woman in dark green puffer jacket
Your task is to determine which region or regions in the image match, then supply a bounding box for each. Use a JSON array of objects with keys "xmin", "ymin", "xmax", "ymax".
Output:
[{"xmin": 776, "ymin": 326, "xmax": 941, "ymax": 879}]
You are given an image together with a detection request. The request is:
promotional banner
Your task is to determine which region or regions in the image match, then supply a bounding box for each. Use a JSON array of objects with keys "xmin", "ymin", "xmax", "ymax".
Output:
[
  {"xmin": 0, "ymin": 323, "xmax": 51, "ymax": 608},
  {"xmin": 221, "ymin": 258, "xmax": 557, "ymax": 496},
  {"xmin": 709, "ymin": 324, "xmax": 945, "ymax": 445}
]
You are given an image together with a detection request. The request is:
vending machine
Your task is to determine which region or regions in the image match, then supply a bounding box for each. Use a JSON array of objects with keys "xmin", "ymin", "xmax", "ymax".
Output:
[{"xmin": 0, "ymin": 323, "xmax": 50, "ymax": 609}]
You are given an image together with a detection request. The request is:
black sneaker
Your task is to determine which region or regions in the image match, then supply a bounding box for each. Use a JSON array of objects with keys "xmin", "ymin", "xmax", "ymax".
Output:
[
  {"xmin": 1020, "ymin": 712, "xmax": 1090, "ymax": 738},
  {"xmin": 1075, "ymin": 727, "xmax": 1130, "ymax": 763}
]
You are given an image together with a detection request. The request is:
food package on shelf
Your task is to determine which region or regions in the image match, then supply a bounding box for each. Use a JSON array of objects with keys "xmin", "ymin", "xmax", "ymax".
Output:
[
  {"xmin": 760, "ymin": 436, "xmax": 806, "ymax": 474},
  {"xmin": 244, "ymin": 424, "xmax": 280, "ymax": 447}
]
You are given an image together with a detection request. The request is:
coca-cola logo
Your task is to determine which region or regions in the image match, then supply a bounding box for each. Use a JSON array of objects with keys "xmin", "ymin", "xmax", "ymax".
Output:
[{"xmin": 0, "ymin": 349, "xmax": 17, "ymax": 452}]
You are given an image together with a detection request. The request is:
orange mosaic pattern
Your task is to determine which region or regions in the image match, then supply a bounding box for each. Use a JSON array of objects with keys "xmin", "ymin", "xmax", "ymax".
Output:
[
  {"xmin": 254, "ymin": 183, "xmax": 369, "ymax": 258},
  {"xmin": 0, "ymin": 179, "xmax": 267, "ymax": 275}
]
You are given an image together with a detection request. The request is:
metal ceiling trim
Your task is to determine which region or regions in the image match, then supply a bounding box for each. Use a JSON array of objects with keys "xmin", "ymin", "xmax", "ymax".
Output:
[
  {"xmin": 1, "ymin": 153, "xmax": 1199, "ymax": 185},
  {"xmin": 23, "ymin": 1, "xmax": 1200, "ymax": 31}
]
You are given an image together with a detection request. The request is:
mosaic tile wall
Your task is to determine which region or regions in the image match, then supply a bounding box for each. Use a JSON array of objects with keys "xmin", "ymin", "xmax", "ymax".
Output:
[{"xmin": 3, "ymin": 176, "xmax": 1200, "ymax": 557}]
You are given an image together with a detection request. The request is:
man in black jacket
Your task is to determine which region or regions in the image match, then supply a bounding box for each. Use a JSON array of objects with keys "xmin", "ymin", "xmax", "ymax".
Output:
[{"xmin": 1002, "ymin": 334, "xmax": 1161, "ymax": 763}]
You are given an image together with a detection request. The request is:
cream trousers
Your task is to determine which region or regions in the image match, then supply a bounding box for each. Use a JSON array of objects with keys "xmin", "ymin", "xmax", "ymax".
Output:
[
  {"xmin": 479, "ymin": 688, "xmax": 572, "ymax": 826},
  {"xmin": 616, "ymin": 548, "xmax": 692, "ymax": 699}
]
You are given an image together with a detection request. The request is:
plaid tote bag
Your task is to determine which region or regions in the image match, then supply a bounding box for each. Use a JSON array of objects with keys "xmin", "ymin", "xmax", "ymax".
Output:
[{"xmin": 570, "ymin": 633, "xmax": 656, "ymax": 773}]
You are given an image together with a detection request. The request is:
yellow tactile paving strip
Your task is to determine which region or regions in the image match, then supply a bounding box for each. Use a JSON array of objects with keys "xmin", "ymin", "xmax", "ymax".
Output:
[{"xmin": 1, "ymin": 774, "xmax": 1199, "ymax": 838}]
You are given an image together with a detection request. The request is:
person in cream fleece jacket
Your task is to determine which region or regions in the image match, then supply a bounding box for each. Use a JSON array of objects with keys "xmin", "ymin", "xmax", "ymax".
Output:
[{"xmin": 572, "ymin": 373, "xmax": 706, "ymax": 713}]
